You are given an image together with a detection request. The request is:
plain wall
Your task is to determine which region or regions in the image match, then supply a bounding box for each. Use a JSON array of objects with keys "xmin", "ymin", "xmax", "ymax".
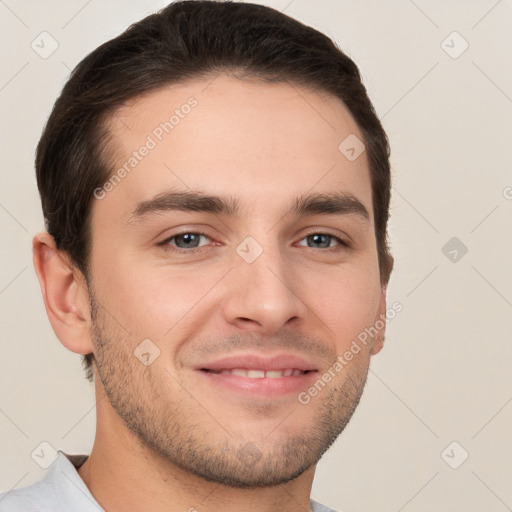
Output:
[{"xmin": 1, "ymin": 1, "xmax": 511, "ymax": 511}]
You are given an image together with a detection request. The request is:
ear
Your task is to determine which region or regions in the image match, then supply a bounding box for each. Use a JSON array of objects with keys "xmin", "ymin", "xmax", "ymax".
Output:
[
  {"xmin": 370, "ymin": 254, "xmax": 394, "ymax": 356},
  {"xmin": 32, "ymin": 232, "xmax": 94, "ymax": 355}
]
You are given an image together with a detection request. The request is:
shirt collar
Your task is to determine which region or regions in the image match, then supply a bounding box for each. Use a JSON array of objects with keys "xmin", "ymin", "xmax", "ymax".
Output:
[{"xmin": 45, "ymin": 450, "xmax": 103, "ymax": 511}]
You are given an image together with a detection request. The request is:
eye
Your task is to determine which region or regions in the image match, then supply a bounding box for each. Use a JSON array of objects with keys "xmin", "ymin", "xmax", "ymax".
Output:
[
  {"xmin": 297, "ymin": 233, "xmax": 348, "ymax": 250},
  {"xmin": 158, "ymin": 231, "xmax": 348, "ymax": 253},
  {"xmin": 159, "ymin": 232, "xmax": 212, "ymax": 251}
]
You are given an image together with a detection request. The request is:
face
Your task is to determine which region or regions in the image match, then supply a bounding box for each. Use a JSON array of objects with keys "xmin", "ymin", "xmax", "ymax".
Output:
[{"xmin": 87, "ymin": 74, "xmax": 387, "ymax": 487}]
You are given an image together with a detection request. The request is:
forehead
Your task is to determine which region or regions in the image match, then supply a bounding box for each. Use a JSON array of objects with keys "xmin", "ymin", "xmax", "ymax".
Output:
[{"xmin": 95, "ymin": 74, "xmax": 372, "ymax": 224}]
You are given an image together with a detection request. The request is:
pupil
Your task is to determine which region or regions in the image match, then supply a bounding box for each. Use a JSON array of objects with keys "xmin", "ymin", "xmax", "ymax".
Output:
[
  {"xmin": 178, "ymin": 233, "xmax": 198, "ymax": 248},
  {"xmin": 309, "ymin": 234, "xmax": 329, "ymax": 248}
]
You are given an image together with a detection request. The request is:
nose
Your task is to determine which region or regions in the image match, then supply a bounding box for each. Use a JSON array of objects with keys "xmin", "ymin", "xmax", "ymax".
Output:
[{"xmin": 222, "ymin": 244, "xmax": 308, "ymax": 335}]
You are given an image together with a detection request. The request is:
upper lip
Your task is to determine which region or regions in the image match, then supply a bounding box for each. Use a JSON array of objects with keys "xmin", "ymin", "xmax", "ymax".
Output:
[{"xmin": 196, "ymin": 353, "xmax": 319, "ymax": 372}]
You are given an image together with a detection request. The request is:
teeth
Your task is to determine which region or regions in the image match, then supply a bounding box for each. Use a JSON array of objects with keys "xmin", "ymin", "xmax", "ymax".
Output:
[
  {"xmin": 211, "ymin": 368, "xmax": 305, "ymax": 378},
  {"xmin": 247, "ymin": 369, "xmax": 265, "ymax": 378},
  {"xmin": 265, "ymin": 370, "xmax": 284, "ymax": 379}
]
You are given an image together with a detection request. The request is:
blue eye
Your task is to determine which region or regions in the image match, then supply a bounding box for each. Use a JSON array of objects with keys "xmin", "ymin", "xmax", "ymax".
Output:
[
  {"xmin": 160, "ymin": 232, "xmax": 211, "ymax": 251},
  {"xmin": 297, "ymin": 233, "xmax": 347, "ymax": 249},
  {"xmin": 158, "ymin": 231, "xmax": 348, "ymax": 254}
]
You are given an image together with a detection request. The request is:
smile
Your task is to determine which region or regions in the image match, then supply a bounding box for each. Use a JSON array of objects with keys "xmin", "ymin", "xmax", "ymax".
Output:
[{"xmin": 202, "ymin": 368, "xmax": 311, "ymax": 378}]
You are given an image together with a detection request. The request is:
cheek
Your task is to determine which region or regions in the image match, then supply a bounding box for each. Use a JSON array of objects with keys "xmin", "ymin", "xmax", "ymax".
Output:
[
  {"xmin": 92, "ymin": 255, "xmax": 227, "ymax": 340},
  {"xmin": 304, "ymin": 267, "xmax": 381, "ymax": 348}
]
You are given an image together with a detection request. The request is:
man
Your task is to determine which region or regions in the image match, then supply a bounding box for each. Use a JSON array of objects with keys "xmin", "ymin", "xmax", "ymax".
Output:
[{"xmin": 0, "ymin": 1, "xmax": 393, "ymax": 511}]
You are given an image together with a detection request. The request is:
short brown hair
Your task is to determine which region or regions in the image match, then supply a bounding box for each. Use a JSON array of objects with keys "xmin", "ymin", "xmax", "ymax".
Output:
[{"xmin": 36, "ymin": 0, "xmax": 393, "ymax": 382}]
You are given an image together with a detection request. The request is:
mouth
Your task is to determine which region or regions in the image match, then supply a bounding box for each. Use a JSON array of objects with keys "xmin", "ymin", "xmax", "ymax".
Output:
[
  {"xmin": 201, "ymin": 368, "xmax": 314, "ymax": 378},
  {"xmin": 195, "ymin": 354, "xmax": 320, "ymax": 397}
]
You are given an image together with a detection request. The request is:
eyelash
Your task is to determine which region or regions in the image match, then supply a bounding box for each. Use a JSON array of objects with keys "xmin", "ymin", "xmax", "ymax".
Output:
[{"xmin": 157, "ymin": 231, "xmax": 349, "ymax": 254}]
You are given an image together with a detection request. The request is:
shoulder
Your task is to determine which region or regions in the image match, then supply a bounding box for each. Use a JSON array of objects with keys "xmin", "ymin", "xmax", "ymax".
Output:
[
  {"xmin": 310, "ymin": 498, "xmax": 341, "ymax": 512},
  {"xmin": 0, "ymin": 478, "xmax": 54, "ymax": 512},
  {"xmin": 0, "ymin": 451, "xmax": 93, "ymax": 512}
]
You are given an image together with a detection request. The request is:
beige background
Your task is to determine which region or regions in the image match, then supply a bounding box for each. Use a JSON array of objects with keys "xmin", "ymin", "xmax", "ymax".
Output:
[{"xmin": 1, "ymin": 1, "xmax": 511, "ymax": 510}]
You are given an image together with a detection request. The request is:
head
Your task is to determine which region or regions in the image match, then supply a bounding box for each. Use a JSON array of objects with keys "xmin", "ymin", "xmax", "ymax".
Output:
[{"xmin": 34, "ymin": 0, "xmax": 393, "ymax": 488}]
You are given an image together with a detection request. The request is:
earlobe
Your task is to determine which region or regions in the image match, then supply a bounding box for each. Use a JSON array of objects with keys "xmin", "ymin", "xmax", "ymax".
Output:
[{"xmin": 32, "ymin": 232, "xmax": 94, "ymax": 355}]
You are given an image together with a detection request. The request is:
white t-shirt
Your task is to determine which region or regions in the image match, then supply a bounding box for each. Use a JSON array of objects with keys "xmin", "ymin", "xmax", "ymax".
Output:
[{"xmin": 0, "ymin": 451, "xmax": 338, "ymax": 512}]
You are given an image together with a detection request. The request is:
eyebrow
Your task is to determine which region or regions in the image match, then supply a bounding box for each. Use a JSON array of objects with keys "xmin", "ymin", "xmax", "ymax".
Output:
[{"xmin": 129, "ymin": 190, "xmax": 369, "ymax": 224}]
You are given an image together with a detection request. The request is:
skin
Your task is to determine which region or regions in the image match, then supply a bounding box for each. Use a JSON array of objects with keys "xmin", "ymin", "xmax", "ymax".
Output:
[{"xmin": 33, "ymin": 74, "xmax": 392, "ymax": 512}]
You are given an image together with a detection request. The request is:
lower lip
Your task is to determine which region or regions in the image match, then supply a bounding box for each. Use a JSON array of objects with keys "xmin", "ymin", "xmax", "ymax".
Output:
[{"xmin": 198, "ymin": 370, "xmax": 319, "ymax": 397}]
